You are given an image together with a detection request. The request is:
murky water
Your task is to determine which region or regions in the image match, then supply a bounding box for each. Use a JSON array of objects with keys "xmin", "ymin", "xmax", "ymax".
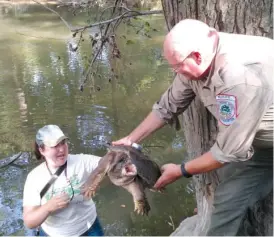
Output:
[{"xmin": 0, "ymin": 2, "xmax": 195, "ymax": 236}]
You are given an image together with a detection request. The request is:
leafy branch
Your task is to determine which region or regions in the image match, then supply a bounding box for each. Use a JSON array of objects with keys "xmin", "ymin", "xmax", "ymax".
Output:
[
  {"xmin": 31, "ymin": 0, "xmax": 163, "ymax": 91},
  {"xmin": 71, "ymin": 9, "xmax": 163, "ymax": 33}
]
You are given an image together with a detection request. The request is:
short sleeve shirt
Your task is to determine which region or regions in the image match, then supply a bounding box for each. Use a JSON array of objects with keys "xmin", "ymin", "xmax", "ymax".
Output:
[{"xmin": 23, "ymin": 154, "xmax": 101, "ymax": 236}]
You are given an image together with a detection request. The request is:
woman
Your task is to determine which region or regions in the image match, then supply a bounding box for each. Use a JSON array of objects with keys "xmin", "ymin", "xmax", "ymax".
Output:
[{"xmin": 23, "ymin": 124, "xmax": 104, "ymax": 236}]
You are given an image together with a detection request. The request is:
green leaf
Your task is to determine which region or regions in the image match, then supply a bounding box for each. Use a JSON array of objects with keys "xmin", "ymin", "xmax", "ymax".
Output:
[
  {"xmin": 126, "ymin": 40, "xmax": 135, "ymax": 45},
  {"xmin": 145, "ymin": 22, "xmax": 150, "ymax": 27}
]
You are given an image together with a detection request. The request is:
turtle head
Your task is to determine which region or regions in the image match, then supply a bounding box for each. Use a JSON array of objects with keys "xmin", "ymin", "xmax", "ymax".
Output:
[{"xmin": 108, "ymin": 151, "xmax": 138, "ymax": 178}]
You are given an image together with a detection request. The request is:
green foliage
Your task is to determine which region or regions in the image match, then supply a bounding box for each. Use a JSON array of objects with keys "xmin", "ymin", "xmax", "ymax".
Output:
[{"xmin": 126, "ymin": 39, "xmax": 135, "ymax": 45}]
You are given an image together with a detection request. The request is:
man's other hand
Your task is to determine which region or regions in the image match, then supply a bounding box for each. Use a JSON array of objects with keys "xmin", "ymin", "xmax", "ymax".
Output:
[{"xmin": 154, "ymin": 163, "xmax": 182, "ymax": 189}]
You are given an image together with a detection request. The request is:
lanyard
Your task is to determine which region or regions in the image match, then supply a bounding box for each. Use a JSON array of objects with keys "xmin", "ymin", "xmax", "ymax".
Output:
[{"xmin": 40, "ymin": 161, "xmax": 67, "ymax": 199}]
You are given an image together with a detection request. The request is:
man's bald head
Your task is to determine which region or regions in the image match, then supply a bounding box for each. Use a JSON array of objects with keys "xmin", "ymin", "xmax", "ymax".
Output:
[{"xmin": 163, "ymin": 19, "xmax": 218, "ymax": 67}]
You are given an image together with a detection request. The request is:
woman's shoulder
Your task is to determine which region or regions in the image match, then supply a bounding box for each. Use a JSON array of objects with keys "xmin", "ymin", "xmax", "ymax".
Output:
[
  {"xmin": 27, "ymin": 162, "xmax": 47, "ymax": 178},
  {"xmin": 68, "ymin": 153, "xmax": 101, "ymax": 159},
  {"xmin": 68, "ymin": 153, "xmax": 101, "ymax": 166}
]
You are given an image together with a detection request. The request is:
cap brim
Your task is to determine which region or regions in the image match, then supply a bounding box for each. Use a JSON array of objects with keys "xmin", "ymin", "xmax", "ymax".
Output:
[{"xmin": 44, "ymin": 136, "xmax": 68, "ymax": 147}]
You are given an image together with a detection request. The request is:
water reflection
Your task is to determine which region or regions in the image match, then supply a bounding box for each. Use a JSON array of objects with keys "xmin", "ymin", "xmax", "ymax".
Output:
[
  {"xmin": 76, "ymin": 105, "xmax": 113, "ymax": 150},
  {"xmin": 0, "ymin": 2, "xmax": 195, "ymax": 236},
  {"xmin": 66, "ymin": 39, "xmax": 83, "ymax": 73}
]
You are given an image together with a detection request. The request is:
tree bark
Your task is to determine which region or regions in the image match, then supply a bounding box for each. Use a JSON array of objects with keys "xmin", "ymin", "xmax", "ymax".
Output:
[{"xmin": 161, "ymin": 0, "xmax": 273, "ymax": 235}]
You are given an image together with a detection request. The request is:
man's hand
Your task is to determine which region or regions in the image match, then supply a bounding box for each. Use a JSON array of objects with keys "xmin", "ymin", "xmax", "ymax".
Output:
[
  {"xmin": 112, "ymin": 112, "xmax": 166, "ymax": 147},
  {"xmin": 112, "ymin": 136, "xmax": 133, "ymax": 146},
  {"xmin": 154, "ymin": 163, "xmax": 182, "ymax": 189}
]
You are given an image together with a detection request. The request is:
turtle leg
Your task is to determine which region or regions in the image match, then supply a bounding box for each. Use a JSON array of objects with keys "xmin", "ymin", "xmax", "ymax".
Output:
[
  {"xmin": 81, "ymin": 151, "xmax": 115, "ymax": 198},
  {"xmin": 123, "ymin": 182, "xmax": 150, "ymax": 216}
]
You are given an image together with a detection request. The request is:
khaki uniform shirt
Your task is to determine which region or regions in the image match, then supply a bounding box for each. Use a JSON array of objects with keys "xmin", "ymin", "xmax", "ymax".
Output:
[{"xmin": 153, "ymin": 32, "xmax": 274, "ymax": 163}]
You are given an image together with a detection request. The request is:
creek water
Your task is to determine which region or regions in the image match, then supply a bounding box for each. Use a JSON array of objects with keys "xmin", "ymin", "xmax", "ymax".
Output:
[{"xmin": 0, "ymin": 2, "xmax": 195, "ymax": 235}]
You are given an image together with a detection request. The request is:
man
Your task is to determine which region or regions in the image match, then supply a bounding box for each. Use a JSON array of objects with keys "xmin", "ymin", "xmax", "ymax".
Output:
[{"xmin": 113, "ymin": 19, "xmax": 273, "ymax": 235}]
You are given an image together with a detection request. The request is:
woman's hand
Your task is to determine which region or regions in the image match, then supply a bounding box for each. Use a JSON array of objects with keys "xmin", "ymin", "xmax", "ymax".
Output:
[
  {"xmin": 23, "ymin": 193, "xmax": 70, "ymax": 229},
  {"xmin": 45, "ymin": 193, "xmax": 70, "ymax": 213}
]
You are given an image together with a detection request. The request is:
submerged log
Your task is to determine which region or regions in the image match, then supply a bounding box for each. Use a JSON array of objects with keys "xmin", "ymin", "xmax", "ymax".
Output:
[{"xmin": 0, "ymin": 152, "xmax": 31, "ymax": 168}]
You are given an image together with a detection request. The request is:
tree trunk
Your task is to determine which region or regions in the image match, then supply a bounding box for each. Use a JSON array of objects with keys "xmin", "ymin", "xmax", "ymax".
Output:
[{"xmin": 161, "ymin": 0, "xmax": 273, "ymax": 235}]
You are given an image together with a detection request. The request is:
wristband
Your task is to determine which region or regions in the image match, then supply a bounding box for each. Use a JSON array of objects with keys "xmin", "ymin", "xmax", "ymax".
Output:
[
  {"xmin": 181, "ymin": 162, "xmax": 192, "ymax": 178},
  {"xmin": 131, "ymin": 143, "xmax": 142, "ymax": 151}
]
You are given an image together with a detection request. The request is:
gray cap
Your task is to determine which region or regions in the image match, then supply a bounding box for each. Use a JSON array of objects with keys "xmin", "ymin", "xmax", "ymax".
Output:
[{"xmin": 36, "ymin": 125, "xmax": 68, "ymax": 147}]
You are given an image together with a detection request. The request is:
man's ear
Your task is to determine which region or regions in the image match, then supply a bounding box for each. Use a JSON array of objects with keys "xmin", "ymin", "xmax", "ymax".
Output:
[
  {"xmin": 208, "ymin": 28, "xmax": 217, "ymax": 37},
  {"xmin": 208, "ymin": 29, "xmax": 219, "ymax": 47},
  {"xmin": 192, "ymin": 52, "xmax": 202, "ymax": 65}
]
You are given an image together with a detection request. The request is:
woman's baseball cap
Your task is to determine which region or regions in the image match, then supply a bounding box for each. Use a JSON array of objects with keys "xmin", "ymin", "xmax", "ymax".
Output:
[{"xmin": 36, "ymin": 125, "xmax": 68, "ymax": 147}]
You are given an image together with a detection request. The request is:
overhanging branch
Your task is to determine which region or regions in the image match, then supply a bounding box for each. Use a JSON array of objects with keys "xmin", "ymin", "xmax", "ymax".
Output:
[
  {"xmin": 31, "ymin": 0, "xmax": 72, "ymax": 31},
  {"xmin": 31, "ymin": 0, "xmax": 163, "ymax": 34},
  {"xmin": 31, "ymin": 0, "xmax": 164, "ymax": 91},
  {"xmin": 72, "ymin": 10, "xmax": 163, "ymax": 32}
]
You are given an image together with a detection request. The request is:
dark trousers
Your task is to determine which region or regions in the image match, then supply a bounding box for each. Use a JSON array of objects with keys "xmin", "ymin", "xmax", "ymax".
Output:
[
  {"xmin": 207, "ymin": 148, "xmax": 273, "ymax": 236},
  {"xmin": 38, "ymin": 217, "xmax": 104, "ymax": 236}
]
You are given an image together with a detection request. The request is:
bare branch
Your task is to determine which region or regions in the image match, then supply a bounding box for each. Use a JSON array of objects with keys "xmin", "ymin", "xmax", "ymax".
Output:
[
  {"xmin": 98, "ymin": 5, "xmax": 132, "ymax": 19},
  {"xmin": 31, "ymin": 0, "xmax": 162, "ymax": 35},
  {"xmin": 73, "ymin": 29, "xmax": 86, "ymax": 52},
  {"xmin": 80, "ymin": 41, "xmax": 105, "ymax": 90},
  {"xmin": 15, "ymin": 30, "xmax": 64, "ymax": 40},
  {"xmin": 80, "ymin": 0, "xmax": 122, "ymax": 89},
  {"xmin": 72, "ymin": 10, "xmax": 163, "ymax": 33},
  {"xmin": 30, "ymin": 0, "xmax": 163, "ymax": 91},
  {"xmin": 31, "ymin": 0, "xmax": 72, "ymax": 31}
]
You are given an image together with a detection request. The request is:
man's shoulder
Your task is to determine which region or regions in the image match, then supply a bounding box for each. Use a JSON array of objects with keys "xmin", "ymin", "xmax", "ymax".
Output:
[
  {"xmin": 218, "ymin": 61, "xmax": 264, "ymax": 89},
  {"xmin": 219, "ymin": 31, "xmax": 274, "ymax": 43}
]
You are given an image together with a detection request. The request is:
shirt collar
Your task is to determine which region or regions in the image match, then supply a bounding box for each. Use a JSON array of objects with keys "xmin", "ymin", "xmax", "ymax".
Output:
[{"xmin": 202, "ymin": 37, "xmax": 225, "ymax": 90}]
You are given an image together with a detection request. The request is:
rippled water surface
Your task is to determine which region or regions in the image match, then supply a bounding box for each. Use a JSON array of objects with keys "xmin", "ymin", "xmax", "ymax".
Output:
[{"xmin": 0, "ymin": 2, "xmax": 195, "ymax": 235}]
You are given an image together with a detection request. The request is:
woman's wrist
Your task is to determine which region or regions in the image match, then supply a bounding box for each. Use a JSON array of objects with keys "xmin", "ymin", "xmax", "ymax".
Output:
[{"xmin": 44, "ymin": 202, "xmax": 53, "ymax": 215}]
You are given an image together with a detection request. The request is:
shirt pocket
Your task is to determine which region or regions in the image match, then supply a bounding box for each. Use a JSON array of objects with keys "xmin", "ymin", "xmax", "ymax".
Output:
[{"xmin": 202, "ymin": 97, "xmax": 218, "ymax": 118}]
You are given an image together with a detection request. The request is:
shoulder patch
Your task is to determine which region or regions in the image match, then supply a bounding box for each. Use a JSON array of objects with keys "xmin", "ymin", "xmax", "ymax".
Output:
[{"xmin": 216, "ymin": 94, "xmax": 237, "ymax": 126}]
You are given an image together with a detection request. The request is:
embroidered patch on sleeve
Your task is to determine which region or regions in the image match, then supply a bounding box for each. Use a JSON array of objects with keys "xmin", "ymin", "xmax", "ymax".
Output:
[{"xmin": 216, "ymin": 94, "xmax": 237, "ymax": 126}]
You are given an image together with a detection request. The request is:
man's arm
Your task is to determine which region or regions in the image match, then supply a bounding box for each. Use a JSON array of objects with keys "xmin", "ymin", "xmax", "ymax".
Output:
[
  {"xmin": 154, "ymin": 152, "xmax": 224, "ymax": 189},
  {"xmin": 113, "ymin": 75, "xmax": 196, "ymax": 145},
  {"xmin": 185, "ymin": 151, "xmax": 224, "ymax": 174},
  {"xmin": 155, "ymin": 74, "xmax": 273, "ymax": 189},
  {"xmin": 112, "ymin": 112, "xmax": 166, "ymax": 145}
]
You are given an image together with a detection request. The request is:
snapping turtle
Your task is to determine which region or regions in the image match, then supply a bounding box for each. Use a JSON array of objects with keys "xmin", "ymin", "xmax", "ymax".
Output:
[{"xmin": 81, "ymin": 145, "xmax": 161, "ymax": 215}]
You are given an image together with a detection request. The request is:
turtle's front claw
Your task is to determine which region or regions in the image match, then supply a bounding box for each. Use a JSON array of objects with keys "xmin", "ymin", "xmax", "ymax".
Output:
[
  {"xmin": 149, "ymin": 187, "xmax": 165, "ymax": 193},
  {"xmin": 81, "ymin": 186, "xmax": 96, "ymax": 199},
  {"xmin": 134, "ymin": 199, "xmax": 150, "ymax": 215}
]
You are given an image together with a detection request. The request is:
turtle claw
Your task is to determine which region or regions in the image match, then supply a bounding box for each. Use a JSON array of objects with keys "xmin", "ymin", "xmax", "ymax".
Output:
[
  {"xmin": 81, "ymin": 186, "xmax": 96, "ymax": 199},
  {"xmin": 158, "ymin": 187, "xmax": 165, "ymax": 193},
  {"xmin": 149, "ymin": 187, "xmax": 165, "ymax": 193},
  {"xmin": 134, "ymin": 199, "xmax": 150, "ymax": 216}
]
